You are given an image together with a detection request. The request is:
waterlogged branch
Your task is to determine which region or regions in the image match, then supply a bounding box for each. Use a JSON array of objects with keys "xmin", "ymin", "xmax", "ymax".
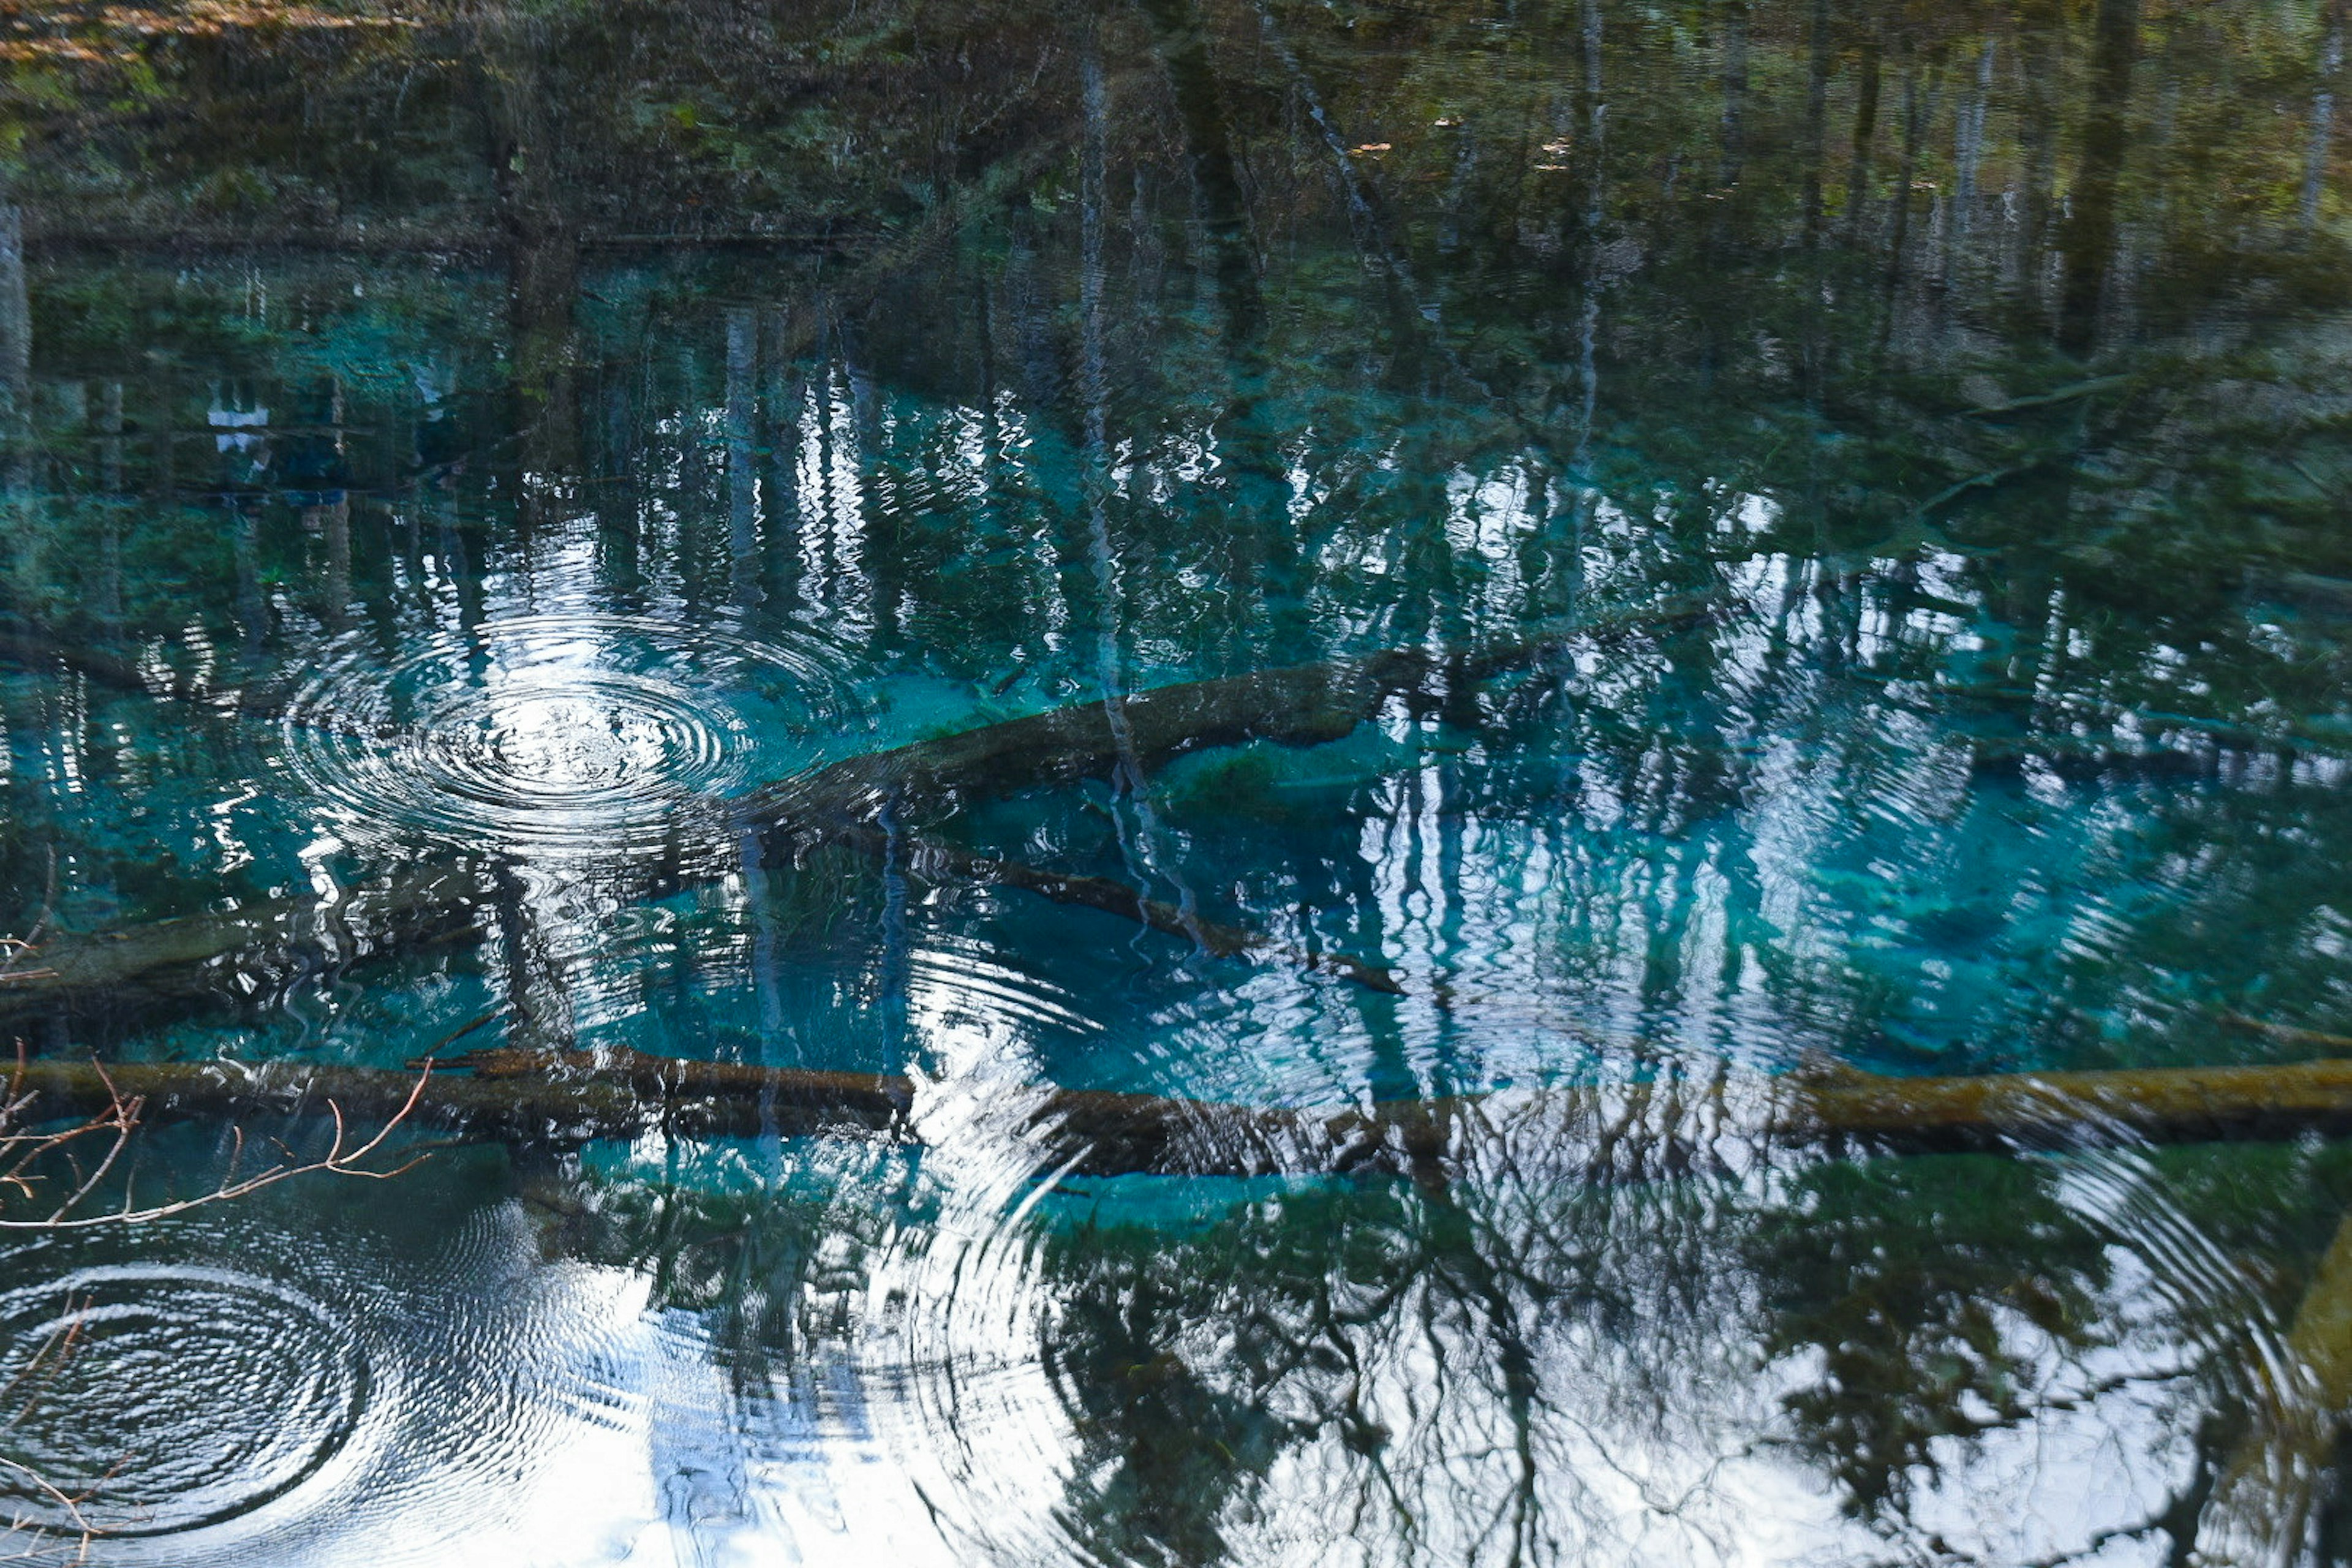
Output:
[
  {"xmin": 8, "ymin": 1047, "xmax": 2352, "ymax": 1181},
  {"xmin": 0, "ymin": 1050, "xmax": 432, "ymax": 1229}
]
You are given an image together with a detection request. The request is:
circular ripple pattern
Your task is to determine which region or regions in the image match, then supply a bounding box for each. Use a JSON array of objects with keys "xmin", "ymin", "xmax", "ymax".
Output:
[
  {"xmin": 281, "ymin": 614, "xmax": 861, "ymax": 857},
  {"xmin": 0, "ymin": 1265, "xmax": 368, "ymax": 1537}
]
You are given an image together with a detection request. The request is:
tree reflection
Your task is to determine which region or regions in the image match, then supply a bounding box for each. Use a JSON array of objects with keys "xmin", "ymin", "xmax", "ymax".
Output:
[{"xmin": 517, "ymin": 1130, "xmax": 2352, "ymax": 1565}]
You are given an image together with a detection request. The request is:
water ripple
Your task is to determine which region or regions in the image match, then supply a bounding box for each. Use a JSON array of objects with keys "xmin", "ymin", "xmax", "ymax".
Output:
[
  {"xmin": 0, "ymin": 1264, "xmax": 369, "ymax": 1538},
  {"xmin": 280, "ymin": 613, "xmax": 864, "ymax": 859}
]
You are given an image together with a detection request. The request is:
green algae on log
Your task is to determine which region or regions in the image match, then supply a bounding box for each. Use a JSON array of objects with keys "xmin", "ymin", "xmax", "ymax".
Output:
[{"xmin": 12, "ymin": 1048, "xmax": 2352, "ymax": 1180}]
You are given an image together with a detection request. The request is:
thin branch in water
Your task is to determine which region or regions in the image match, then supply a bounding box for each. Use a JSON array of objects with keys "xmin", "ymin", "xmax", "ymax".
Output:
[
  {"xmin": 0, "ymin": 1455, "xmax": 93, "ymax": 1565},
  {"xmin": 0, "ymin": 1044, "xmax": 434, "ymax": 1231}
]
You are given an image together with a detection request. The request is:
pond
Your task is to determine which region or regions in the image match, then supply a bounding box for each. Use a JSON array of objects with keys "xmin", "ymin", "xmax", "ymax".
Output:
[{"xmin": 2, "ymin": 0, "xmax": 2351, "ymax": 1561}]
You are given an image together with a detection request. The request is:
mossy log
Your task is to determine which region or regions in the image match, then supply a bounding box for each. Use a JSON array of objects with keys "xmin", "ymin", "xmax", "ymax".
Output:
[{"xmin": 12, "ymin": 1047, "xmax": 2352, "ymax": 1180}]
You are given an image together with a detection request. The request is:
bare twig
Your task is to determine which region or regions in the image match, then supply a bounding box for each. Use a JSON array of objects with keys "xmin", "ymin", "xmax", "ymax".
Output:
[
  {"xmin": 0, "ymin": 1455, "xmax": 93, "ymax": 1564},
  {"xmin": 0, "ymin": 1042, "xmax": 432, "ymax": 1231}
]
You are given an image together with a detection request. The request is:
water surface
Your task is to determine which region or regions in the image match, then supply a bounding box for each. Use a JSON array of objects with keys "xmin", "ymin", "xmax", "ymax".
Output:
[{"xmin": 2, "ymin": 0, "xmax": 2352, "ymax": 1561}]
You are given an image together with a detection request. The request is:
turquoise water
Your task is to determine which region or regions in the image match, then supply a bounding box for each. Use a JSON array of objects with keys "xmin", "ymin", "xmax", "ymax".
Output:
[{"xmin": 2, "ymin": 0, "xmax": 2352, "ymax": 1561}]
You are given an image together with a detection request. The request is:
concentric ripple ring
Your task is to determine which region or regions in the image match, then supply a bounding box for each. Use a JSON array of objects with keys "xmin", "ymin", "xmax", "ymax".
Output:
[
  {"xmin": 0, "ymin": 1265, "xmax": 369, "ymax": 1537},
  {"xmin": 279, "ymin": 612, "xmax": 861, "ymax": 858}
]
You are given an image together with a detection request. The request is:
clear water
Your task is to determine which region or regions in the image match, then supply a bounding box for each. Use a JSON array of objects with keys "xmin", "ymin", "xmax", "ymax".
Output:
[{"xmin": 2, "ymin": 0, "xmax": 2352, "ymax": 1561}]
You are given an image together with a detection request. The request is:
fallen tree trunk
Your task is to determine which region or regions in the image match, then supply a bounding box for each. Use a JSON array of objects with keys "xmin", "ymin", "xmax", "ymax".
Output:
[
  {"xmin": 10, "ymin": 1047, "xmax": 2352, "ymax": 1180},
  {"xmin": 0, "ymin": 863, "xmax": 494, "ymax": 1028},
  {"xmin": 742, "ymin": 658, "xmax": 1406, "ymax": 826},
  {"xmin": 742, "ymin": 598, "xmax": 1706, "ymax": 832},
  {"xmin": 832, "ymin": 820, "xmax": 1404, "ymax": 992},
  {"xmin": 4, "ymin": 600, "xmax": 1702, "ymax": 1022},
  {"xmin": 0, "ymin": 823, "xmax": 1399, "ymax": 1029},
  {"xmin": 0, "ymin": 624, "xmax": 159, "ymax": 695},
  {"xmin": 4, "ymin": 655, "xmax": 1401, "ymax": 1023},
  {"xmin": 0, "ymin": 617, "xmax": 398, "ymax": 739}
]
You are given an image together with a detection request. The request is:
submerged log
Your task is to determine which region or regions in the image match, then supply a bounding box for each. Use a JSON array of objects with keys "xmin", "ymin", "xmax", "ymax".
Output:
[
  {"xmin": 744, "ymin": 598, "xmax": 1709, "ymax": 833},
  {"xmin": 4, "ymin": 603, "xmax": 1703, "ymax": 1021},
  {"xmin": 8, "ymin": 592, "xmax": 1702, "ymax": 832},
  {"xmin": 744, "ymin": 658, "xmax": 1404, "ymax": 827},
  {"xmin": 842, "ymin": 823, "xmax": 1404, "ymax": 993},
  {"xmin": 10, "ymin": 1047, "xmax": 2352, "ymax": 1180},
  {"xmin": 0, "ymin": 827, "xmax": 1399, "ymax": 1030},
  {"xmin": 0, "ymin": 823, "xmax": 1401, "ymax": 1028},
  {"xmin": 0, "ymin": 624, "xmax": 159, "ymax": 694},
  {"xmin": 0, "ymin": 863, "xmax": 492, "ymax": 1027},
  {"xmin": 0, "ymin": 617, "xmax": 396, "ymax": 739}
]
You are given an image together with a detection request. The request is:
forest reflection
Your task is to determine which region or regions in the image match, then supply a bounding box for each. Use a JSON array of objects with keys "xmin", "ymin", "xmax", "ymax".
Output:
[
  {"xmin": 1, "ymin": 0, "xmax": 2351, "ymax": 1560},
  {"xmin": 16, "ymin": 1120, "xmax": 2351, "ymax": 1565}
]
